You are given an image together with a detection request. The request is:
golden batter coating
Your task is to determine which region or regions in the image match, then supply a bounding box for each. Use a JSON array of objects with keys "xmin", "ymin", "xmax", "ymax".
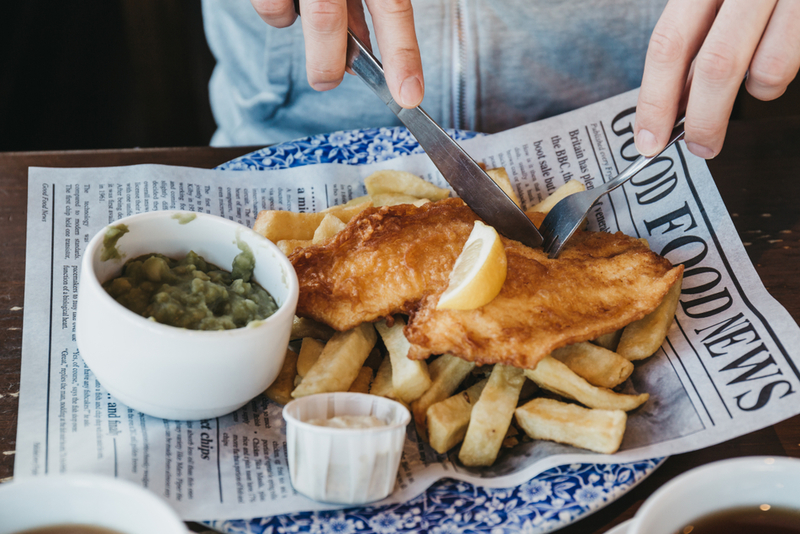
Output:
[
  {"xmin": 290, "ymin": 198, "xmax": 683, "ymax": 369},
  {"xmin": 290, "ymin": 198, "xmax": 476, "ymax": 329}
]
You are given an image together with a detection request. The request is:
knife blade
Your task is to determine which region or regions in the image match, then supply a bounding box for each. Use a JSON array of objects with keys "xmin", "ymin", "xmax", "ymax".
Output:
[{"xmin": 345, "ymin": 30, "xmax": 543, "ymax": 248}]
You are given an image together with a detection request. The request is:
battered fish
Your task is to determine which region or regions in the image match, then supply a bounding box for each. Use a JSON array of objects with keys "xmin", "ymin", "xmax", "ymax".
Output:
[{"xmin": 290, "ymin": 198, "xmax": 683, "ymax": 369}]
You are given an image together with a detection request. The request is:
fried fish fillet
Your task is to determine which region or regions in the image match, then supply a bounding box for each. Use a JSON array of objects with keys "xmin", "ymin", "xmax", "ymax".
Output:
[
  {"xmin": 291, "ymin": 198, "xmax": 472, "ymax": 329},
  {"xmin": 290, "ymin": 198, "xmax": 683, "ymax": 369}
]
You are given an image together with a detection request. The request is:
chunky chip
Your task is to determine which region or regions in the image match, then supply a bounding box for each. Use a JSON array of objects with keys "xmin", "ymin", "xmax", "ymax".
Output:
[
  {"xmin": 365, "ymin": 170, "xmax": 450, "ymax": 200},
  {"xmin": 515, "ymin": 397, "xmax": 627, "ymax": 454},
  {"xmin": 524, "ymin": 356, "xmax": 649, "ymax": 411},
  {"xmin": 459, "ymin": 364, "xmax": 526, "ymax": 466},
  {"xmin": 525, "ymin": 180, "xmax": 586, "ymax": 215},
  {"xmin": 410, "ymin": 354, "xmax": 475, "ymax": 439},
  {"xmin": 485, "ymin": 167, "xmax": 522, "ymax": 208},
  {"xmin": 291, "ymin": 323, "xmax": 377, "ymax": 398},
  {"xmin": 264, "ymin": 349, "xmax": 298, "ymax": 405},
  {"xmin": 297, "ymin": 337, "xmax": 325, "ymax": 378},
  {"xmin": 254, "ymin": 201, "xmax": 371, "ymax": 242},
  {"xmin": 427, "ymin": 379, "xmax": 487, "ymax": 454},
  {"xmin": 375, "ymin": 317, "xmax": 432, "ymax": 403},
  {"xmin": 617, "ymin": 273, "xmax": 683, "ymax": 361},
  {"xmin": 550, "ymin": 342, "xmax": 634, "ymax": 389},
  {"xmin": 312, "ymin": 214, "xmax": 346, "ymax": 244}
]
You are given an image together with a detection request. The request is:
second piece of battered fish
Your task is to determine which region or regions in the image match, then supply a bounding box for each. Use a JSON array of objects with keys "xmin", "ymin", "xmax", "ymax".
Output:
[{"xmin": 290, "ymin": 198, "xmax": 683, "ymax": 369}]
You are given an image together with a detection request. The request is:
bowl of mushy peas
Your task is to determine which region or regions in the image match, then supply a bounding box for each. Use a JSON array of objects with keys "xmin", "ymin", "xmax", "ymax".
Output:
[{"xmin": 76, "ymin": 210, "xmax": 299, "ymax": 420}]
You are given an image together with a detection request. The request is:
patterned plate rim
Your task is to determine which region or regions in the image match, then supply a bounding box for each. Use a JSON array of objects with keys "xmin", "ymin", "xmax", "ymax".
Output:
[{"xmin": 210, "ymin": 126, "xmax": 664, "ymax": 534}]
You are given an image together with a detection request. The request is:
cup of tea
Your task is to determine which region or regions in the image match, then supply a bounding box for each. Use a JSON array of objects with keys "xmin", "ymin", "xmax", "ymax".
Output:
[
  {"xmin": 628, "ymin": 456, "xmax": 800, "ymax": 534},
  {"xmin": 0, "ymin": 475, "xmax": 186, "ymax": 534}
]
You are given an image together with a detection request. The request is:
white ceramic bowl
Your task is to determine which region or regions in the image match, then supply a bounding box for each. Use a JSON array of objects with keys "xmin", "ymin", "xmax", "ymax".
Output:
[
  {"xmin": 283, "ymin": 392, "xmax": 411, "ymax": 505},
  {"xmin": 0, "ymin": 474, "xmax": 186, "ymax": 534},
  {"xmin": 629, "ymin": 456, "xmax": 800, "ymax": 534},
  {"xmin": 76, "ymin": 211, "xmax": 298, "ymax": 420}
]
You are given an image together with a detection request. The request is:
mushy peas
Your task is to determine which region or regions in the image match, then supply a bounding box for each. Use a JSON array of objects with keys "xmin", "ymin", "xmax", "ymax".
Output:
[{"xmin": 103, "ymin": 245, "xmax": 278, "ymax": 330}]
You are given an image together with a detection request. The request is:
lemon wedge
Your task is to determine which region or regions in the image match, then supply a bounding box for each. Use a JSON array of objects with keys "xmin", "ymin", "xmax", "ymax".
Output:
[{"xmin": 437, "ymin": 221, "xmax": 507, "ymax": 310}]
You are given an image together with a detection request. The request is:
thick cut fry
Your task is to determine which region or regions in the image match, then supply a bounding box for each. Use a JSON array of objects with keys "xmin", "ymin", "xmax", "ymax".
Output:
[
  {"xmin": 276, "ymin": 239, "xmax": 311, "ymax": 256},
  {"xmin": 264, "ymin": 349, "xmax": 298, "ymax": 405},
  {"xmin": 312, "ymin": 214, "xmax": 346, "ymax": 244},
  {"xmin": 526, "ymin": 180, "xmax": 586, "ymax": 215},
  {"xmin": 370, "ymin": 355, "xmax": 396, "ymax": 397},
  {"xmin": 593, "ymin": 329, "xmax": 623, "ymax": 351},
  {"xmin": 365, "ymin": 170, "xmax": 450, "ymax": 200},
  {"xmin": 291, "ymin": 323, "xmax": 377, "ymax": 398},
  {"xmin": 524, "ymin": 356, "xmax": 648, "ymax": 411},
  {"xmin": 370, "ymin": 193, "xmax": 423, "ymax": 207},
  {"xmin": 344, "ymin": 195, "xmax": 371, "ymax": 207},
  {"xmin": 297, "ymin": 337, "xmax": 325, "ymax": 377},
  {"xmin": 291, "ymin": 316, "xmax": 335, "ymax": 341},
  {"xmin": 411, "ymin": 354, "xmax": 475, "ymax": 439},
  {"xmin": 617, "ymin": 273, "xmax": 683, "ymax": 361},
  {"xmin": 321, "ymin": 201, "xmax": 374, "ymax": 222},
  {"xmin": 550, "ymin": 342, "xmax": 634, "ymax": 389},
  {"xmin": 376, "ymin": 317, "xmax": 432, "ymax": 403},
  {"xmin": 486, "ymin": 168, "xmax": 521, "ymax": 208},
  {"xmin": 459, "ymin": 364, "xmax": 526, "ymax": 466},
  {"xmin": 254, "ymin": 202, "xmax": 371, "ymax": 242},
  {"xmin": 427, "ymin": 379, "xmax": 488, "ymax": 454},
  {"xmin": 348, "ymin": 366, "xmax": 374, "ymax": 393},
  {"xmin": 515, "ymin": 397, "xmax": 627, "ymax": 454}
]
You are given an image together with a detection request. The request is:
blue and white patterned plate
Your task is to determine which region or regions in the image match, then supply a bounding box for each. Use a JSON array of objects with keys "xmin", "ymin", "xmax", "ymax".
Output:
[{"xmin": 213, "ymin": 126, "xmax": 664, "ymax": 534}]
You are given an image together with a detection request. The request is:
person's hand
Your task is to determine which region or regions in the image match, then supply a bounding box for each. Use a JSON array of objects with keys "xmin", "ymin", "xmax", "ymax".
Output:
[
  {"xmin": 635, "ymin": 0, "xmax": 800, "ymax": 159},
  {"xmin": 251, "ymin": 0, "xmax": 424, "ymax": 108}
]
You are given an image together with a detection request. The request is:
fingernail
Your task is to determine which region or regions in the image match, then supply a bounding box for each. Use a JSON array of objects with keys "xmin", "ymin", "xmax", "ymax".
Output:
[
  {"xmin": 686, "ymin": 142, "xmax": 716, "ymax": 159},
  {"xmin": 399, "ymin": 77, "xmax": 423, "ymax": 108},
  {"xmin": 635, "ymin": 129, "xmax": 659, "ymax": 157},
  {"xmin": 310, "ymin": 80, "xmax": 340, "ymax": 92}
]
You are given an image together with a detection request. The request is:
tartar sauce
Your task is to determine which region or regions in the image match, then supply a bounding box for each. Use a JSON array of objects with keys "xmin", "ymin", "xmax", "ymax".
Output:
[{"xmin": 306, "ymin": 415, "xmax": 386, "ymax": 429}]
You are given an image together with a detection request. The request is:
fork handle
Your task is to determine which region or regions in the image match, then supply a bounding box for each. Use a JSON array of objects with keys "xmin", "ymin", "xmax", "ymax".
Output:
[{"xmin": 598, "ymin": 115, "xmax": 686, "ymax": 196}]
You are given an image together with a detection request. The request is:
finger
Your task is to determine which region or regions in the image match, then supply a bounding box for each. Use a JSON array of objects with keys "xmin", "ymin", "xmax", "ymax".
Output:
[
  {"xmin": 251, "ymin": 0, "xmax": 298, "ymax": 28},
  {"xmin": 366, "ymin": 0, "xmax": 424, "ymax": 108},
  {"xmin": 635, "ymin": 0, "xmax": 718, "ymax": 157},
  {"xmin": 745, "ymin": 0, "xmax": 800, "ymax": 101},
  {"xmin": 300, "ymin": 0, "xmax": 349, "ymax": 91},
  {"xmin": 684, "ymin": 0, "xmax": 778, "ymax": 158}
]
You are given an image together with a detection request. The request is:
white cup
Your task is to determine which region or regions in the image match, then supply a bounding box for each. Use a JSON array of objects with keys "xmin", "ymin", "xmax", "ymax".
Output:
[
  {"xmin": 628, "ymin": 456, "xmax": 800, "ymax": 534},
  {"xmin": 283, "ymin": 392, "xmax": 411, "ymax": 505},
  {"xmin": 0, "ymin": 475, "xmax": 186, "ymax": 534}
]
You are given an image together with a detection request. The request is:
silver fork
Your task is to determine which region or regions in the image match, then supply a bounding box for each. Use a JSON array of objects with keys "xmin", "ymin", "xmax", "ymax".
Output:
[{"xmin": 540, "ymin": 116, "xmax": 686, "ymax": 258}]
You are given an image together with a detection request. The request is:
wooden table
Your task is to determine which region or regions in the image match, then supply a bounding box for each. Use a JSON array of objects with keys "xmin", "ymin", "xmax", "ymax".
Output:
[{"xmin": 1, "ymin": 120, "xmax": 799, "ymax": 532}]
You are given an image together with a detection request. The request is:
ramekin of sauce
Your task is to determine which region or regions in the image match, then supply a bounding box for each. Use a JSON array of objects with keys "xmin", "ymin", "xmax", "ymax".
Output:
[{"xmin": 283, "ymin": 392, "xmax": 411, "ymax": 505}]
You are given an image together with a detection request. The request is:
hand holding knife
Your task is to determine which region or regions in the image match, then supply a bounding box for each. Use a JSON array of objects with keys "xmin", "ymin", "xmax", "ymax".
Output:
[{"xmin": 293, "ymin": 0, "xmax": 544, "ymax": 249}]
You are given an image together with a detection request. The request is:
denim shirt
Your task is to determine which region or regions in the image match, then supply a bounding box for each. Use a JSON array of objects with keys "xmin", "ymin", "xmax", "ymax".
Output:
[{"xmin": 202, "ymin": 0, "xmax": 667, "ymax": 146}]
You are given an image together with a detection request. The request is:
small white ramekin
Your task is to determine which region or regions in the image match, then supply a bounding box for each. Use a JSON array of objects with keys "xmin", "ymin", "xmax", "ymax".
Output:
[
  {"xmin": 76, "ymin": 210, "xmax": 298, "ymax": 420},
  {"xmin": 629, "ymin": 456, "xmax": 800, "ymax": 534},
  {"xmin": 283, "ymin": 392, "xmax": 411, "ymax": 505},
  {"xmin": 0, "ymin": 474, "xmax": 186, "ymax": 534}
]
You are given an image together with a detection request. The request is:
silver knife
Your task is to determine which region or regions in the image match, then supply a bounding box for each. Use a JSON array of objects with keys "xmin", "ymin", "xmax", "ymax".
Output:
[{"xmin": 344, "ymin": 30, "xmax": 543, "ymax": 248}]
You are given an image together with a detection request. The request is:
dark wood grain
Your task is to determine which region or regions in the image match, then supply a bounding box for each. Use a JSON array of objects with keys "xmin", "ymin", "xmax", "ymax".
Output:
[{"xmin": 1, "ymin": 120, "xmax": 799, "ymax": 532}]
